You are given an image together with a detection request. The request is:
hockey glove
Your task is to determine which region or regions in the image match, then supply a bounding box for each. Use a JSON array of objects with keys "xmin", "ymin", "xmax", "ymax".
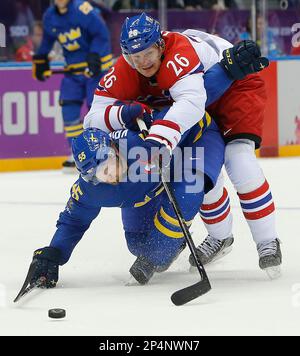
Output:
[
  {"xmin": 85, "ymin": 52, "xmax": 101, "ymax": 78},
  {"xmin": 220, "ymin": 40, "xmax": 269, "ymax": 80},
  {"xmin": 120, "ymin": 102, "xmax": 153, "ymax": 131},
  {"xmin": 32, "ymin": 54, "xmax": 51, "ymax": 81},
  {"xmin": 30, "ymin": 246, "xmax": 61, "ymax": 288},
  {"xmin": 142, "ymin": 138, "xmax": 172, "ymax": 173},
  {"xmin": 140, "ymin": 119, "xmax": 182, "ymax": 172}
]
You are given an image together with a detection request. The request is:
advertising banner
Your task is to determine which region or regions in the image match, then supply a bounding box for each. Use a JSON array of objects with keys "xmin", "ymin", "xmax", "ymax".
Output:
[
  {"xmin": 278, "ymin": 61, "xmax": 300, "ymax": 146},
  {"xmin": 0, "ymin": 68, "xmax": 68, "ymax": 161},
  {"xmin": 1, "ymin": 61, "xmax": 300, "ymax": 171},
  {"xmin": 259, "ymin": 62, "xmax": 279, "ymax": 157}
]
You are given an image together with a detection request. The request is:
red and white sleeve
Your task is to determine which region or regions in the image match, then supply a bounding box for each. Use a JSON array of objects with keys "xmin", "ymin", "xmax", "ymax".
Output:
[
  {"xmin": 146, "ymin": 119, "xmax": 181, "ymax": 151},
  {"xmin": 83, "ymin": 95, "xmax": 125, "ymax": 132}
]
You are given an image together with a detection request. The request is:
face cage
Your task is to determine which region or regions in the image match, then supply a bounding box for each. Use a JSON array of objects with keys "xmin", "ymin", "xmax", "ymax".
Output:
[{"xmin": 81, "ymin": 147, "xmax": 117, "ymax": 185}]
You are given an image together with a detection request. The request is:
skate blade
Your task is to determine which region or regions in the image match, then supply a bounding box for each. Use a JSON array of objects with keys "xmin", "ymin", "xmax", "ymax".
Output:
[
  {"xmin": 125, "ymin": 276, "xmax": 139, "ymax": 286},
  {"xmin": 189, "ymin": 246, "xmax": 233, "ymax": 273},
  {"xmin": 210, "ymin": 246, "xmax": 233, "ymax": 263},
  {"xmin": 264, "ymin": 266, "xmax": 282, "ymax": 280}
]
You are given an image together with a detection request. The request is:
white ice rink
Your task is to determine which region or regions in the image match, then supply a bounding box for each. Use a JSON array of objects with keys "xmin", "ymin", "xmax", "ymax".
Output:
[{"xmin": 0, "ymin": 157, "xmax": 300, "ymax": 336}]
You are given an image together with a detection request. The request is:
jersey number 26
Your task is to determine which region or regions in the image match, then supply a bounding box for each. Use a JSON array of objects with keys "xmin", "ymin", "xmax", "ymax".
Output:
[{"xmin": 166, "ymin": 54, "xmax": 190, "ymax": 76}]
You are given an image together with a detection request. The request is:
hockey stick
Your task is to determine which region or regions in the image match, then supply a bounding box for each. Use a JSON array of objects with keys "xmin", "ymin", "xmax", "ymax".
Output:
[
  {"xmin": 159, "ymin": 175, "xmax": 211, "ymax": 305},
  {"xmin": 137, "ymin": 119, "xmax": 211, "ymax": 305},
  {"xmin": 13, "ymin": 278, "xmax": 45, "ymax": 303},
  {"xmin": 14, "ymin": 260, "xmax": 45, "ymax": 303},
  {"xmin": 50, "ymin": 68, "xmax": 86, "ymax": 75}
]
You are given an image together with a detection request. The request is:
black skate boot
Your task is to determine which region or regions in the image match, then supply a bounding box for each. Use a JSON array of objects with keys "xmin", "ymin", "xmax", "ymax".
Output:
[
  {"xmin": 128, "ymin": 243, "xmax": 187, "ymax": 285},
  {"xmin": 189, "ymin": 235, "xmax": 234, "ymax": 268},
  {"xmin": 257, "ymin": 238, "xmax": 282, "ymax": 280},
  {"xmin": 62, "ymin": 155, "xmax": 76, "ymax": 173},
  {"xmin": 129, "ymin": 256, "xmax": 156, "ymax": 285}
]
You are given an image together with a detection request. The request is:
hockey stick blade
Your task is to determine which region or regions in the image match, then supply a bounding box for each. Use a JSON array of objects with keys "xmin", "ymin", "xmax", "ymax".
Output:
[
  {"xmin": 13, "ymin": 259, "xmax": 38, "ymax": 303},
  {"xmin": 13, "ymin": 279, "xmax": 42, "ymax": 303},
  {"xmin": 171, "ymin": 277, "xmax": 211, "ymax": 306}
]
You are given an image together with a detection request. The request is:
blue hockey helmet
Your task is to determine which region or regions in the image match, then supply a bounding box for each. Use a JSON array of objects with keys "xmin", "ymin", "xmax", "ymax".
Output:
[
  {"xmin": 72, "ymin": 128, "xmax": 116, "ymax": 184},
  {"xmin": 120, "ymin": 12, "xmax": 163, "ymax": 55}
]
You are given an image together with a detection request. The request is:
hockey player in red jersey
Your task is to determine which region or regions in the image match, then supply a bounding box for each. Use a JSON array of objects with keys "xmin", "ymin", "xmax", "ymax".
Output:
[{"xmin": 84, "ymin": 13, "xmax": 281, "ymax": 279}]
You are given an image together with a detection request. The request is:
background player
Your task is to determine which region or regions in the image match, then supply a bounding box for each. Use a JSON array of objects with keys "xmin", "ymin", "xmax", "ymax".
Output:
[{"xmin": 32, "ymin": 0, "xmax": 113, "ymax": 170}]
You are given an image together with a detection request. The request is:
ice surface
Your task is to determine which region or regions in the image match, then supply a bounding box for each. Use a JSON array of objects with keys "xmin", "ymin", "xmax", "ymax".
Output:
[{"xmin": 0, "ymin": 157, "xmax": 300, "ymax": 336}]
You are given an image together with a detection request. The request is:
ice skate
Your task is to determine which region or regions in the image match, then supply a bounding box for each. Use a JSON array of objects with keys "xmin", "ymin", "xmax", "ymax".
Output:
[
  {"xmin": 257, "ymin": 238, "xmax": 282, "ymax": 280},
  {"xmin": 189, "ymin": 235, "xmax": 234, "ymax": 270},
  {"xmin": 128, "ymin": 256, "xmax": 156, "ymax": 285}
]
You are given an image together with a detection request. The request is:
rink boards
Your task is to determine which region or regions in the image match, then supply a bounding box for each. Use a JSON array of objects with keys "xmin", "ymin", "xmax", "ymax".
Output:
[
  {"xmin": 259, "ymin": 59, "xmax": 300, "ymax": 157},
  {"xmin": 0, "ymin": 60, "xmax": 300, "ymax": 172}
]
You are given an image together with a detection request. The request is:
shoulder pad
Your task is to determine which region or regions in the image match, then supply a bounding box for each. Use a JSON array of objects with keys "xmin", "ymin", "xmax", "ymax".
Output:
[
  {"xmin": 76, "ymin": 0, "xmax": 94, "ymax": 15},
  {"xmin": 158, "ymin": 32, "xmax": 202, "ymax": 89}
]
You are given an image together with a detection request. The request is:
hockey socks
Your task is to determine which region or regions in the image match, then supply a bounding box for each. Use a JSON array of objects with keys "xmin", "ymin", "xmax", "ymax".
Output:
[
  {"xmin": 200, "ymin": 187, "xmax": 233, "ymax": 241},
  {"xmin": 238, "ymin": 179, "xmax": 278, "ymax": 245}
]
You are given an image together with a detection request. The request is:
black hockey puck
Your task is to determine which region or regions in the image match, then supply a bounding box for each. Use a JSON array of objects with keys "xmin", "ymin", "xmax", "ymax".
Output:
[{"xmin": 48, "ymin": 308, "xmax": 66, "ymax": 319}]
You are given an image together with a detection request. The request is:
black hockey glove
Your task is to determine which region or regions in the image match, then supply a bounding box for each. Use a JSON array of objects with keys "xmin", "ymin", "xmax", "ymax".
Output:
[
  {"xmin": 120, "ymin": 101, "xmax": 153, "ymax": 131},
  {"xmin": 30, "ymin": 247, "xmax": 61, "ymax": 288},
  {"xmin": 86, "ymin": 52, "xmax": 101, "ymax": 77},
  {"xmin": 32, "ymin": 54, "xmax": 51, "ymax": 81},
  {"xmin": 220, "ymin": 40, "xmax": 269, "ymax": 80}
]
